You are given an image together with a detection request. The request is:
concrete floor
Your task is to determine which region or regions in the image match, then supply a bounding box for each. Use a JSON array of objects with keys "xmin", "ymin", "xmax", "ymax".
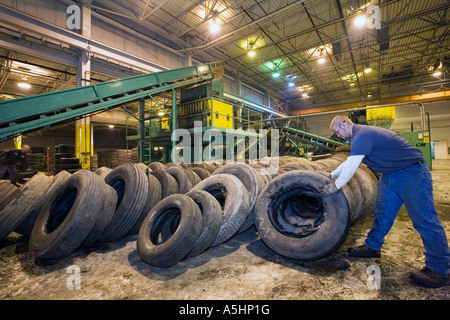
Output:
[{"xmin": 0, "ymin": 160, "xmax": 449, "ymax": 301}]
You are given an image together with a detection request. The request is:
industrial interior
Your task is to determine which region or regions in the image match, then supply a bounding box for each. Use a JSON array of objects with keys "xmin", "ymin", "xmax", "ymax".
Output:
[{"xmin": 0, "ymin": 0, "xmax": 449, "ymax": 301}]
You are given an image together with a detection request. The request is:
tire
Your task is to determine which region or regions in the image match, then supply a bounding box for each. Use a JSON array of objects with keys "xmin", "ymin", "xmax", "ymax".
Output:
[
  {"xmin": 127, "ymin": 168, "xmax": 162, "ymax": 235},
  {"xmin": 14, "ymin": 170, "xmax": 72, "ymax": 236},
  {"xmin": 137, "ymin": 194, "xmax": 202, "ymax": 267},
  {"xmin": 162, "ymin": 190, "xmax": 222, "ymax": 257},
  {"xmin": 60, "ymin": 158, "xmax": 80, "ymax": 165},
  {"xmin": 165, "ymin": 166, "xmax": 193, "ymax": 194},
  {"xmin": 94, "ymin": 166, "xmax": 112, "ymax": 177},
  {"xmin": 190, "ymin": 166, "xmax": 210, "ymax": 180},
  {"xmin": 0, "ymin": 173, "xmax": 54, "ymax": 242},
  {"xmin": 191, "ymin": 173, "xmax": 249, "ymax": 246},
  {"xmin": 255, "ymin": 170, "xmax": 351, "ymax": 261},
  {"xmin": 99, "ymin": 163, "xmax": 149, "ymax": 242},
  {"xmin": 148, "ymin": 161, "xmax": 167, "ymax": 171},
  {"xmin": 81, "ymin": 182, "xmax": 118, "ymax": 248},
  {"xmin": 0, "ymin": 182, "xmax": 19, "ymax": 211},
  {"xmin": 213, "ymin": 163, "xmax": 264, "ymax": 233},
  {"xmin": 150, "ymin": 169, "xmax": 178, "ymax": 199},
  {"xmin": 29, "ymin": 170, "xmax": 107, "ymax": 259},
  {"xmin": 351, "ymin": 168, "xmax": 377, "ymax": 222},
  {"xmin": 185, "ymin": 168, "xmax": 201, "ymax": 185}
]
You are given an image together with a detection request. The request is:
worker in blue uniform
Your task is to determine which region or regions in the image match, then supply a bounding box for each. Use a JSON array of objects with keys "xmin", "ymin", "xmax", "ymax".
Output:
[
  {"xmin": 319, "ymin": 115, "xmax": 449, "ymax": 288},
  {"xmin": 0, "ymin": 144, "xmax": 31, "ymax": 186}
]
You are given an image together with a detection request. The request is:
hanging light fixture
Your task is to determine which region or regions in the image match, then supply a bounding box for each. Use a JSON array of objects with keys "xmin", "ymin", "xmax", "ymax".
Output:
[
  {"xmin": 210, "ymin": 18, "xmax": 220, "ymax": 33},
  {"xmin": 354, "ymin": 14, "xmax": 366, "ymax": 27},
  {"xmin": 17, "ymin": 76, "xmax": 31, "ymax": 89}
]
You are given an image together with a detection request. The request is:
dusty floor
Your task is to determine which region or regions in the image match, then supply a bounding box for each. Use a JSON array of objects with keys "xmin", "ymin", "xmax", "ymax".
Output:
[{"xmin": 0, "ymin": 160, "xmax": 449, "ymax": 301}]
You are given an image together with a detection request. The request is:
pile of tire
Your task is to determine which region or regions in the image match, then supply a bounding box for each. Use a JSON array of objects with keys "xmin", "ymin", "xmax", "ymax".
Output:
[
  {"xmin": 136, "ymin": 161, "xmax": 268, "ymax": 267},
  {"xmin": 0, "ymin": 159, "xmax": 266, "ymax": 264},
  {"xmin": 254, "ymin": 149, "xmax": 378, "ymax": 261},
  {"xmin": 53, "ymin": 144, "xmax": 80, "ymax": 174},
  {"xmin": 0, "ymin": 150, "xmax": 378, "ymax": 266}
]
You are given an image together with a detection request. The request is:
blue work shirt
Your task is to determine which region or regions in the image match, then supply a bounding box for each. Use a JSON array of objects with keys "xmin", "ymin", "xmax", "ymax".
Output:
[{"xmin": 349, "ymin": 124, "xmax": 423, "ymax": 174}]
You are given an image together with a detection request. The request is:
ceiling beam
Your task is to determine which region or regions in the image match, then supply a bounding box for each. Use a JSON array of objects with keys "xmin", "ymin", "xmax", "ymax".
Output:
[{"xmin": 289, "ymin": 90, "xmax": 450, "ymax": 116}]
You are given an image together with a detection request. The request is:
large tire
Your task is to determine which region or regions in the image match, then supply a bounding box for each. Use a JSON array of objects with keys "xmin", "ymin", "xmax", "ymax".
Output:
[
  {"xmin": 14, "ymin": 170, "xmax": 72, "ymax": 236},
  {"xmin": 128, "ymin": 168, "xmax": 162, "ymax": 235},
  {"xmin": 148, "ymin": 161, "xmax": 167, "ymax": 171},
  {"xmin": 29, "ymin": 170, "xmax": 107, "ymax": 259},
  {"xmin": 162, "ymin": 190, "xmax": 222, "ymax": 257},
  {"xmin": 137, "ymin": 194, "xmax": 202, "ymax": 267},
  {"xmin": 191, "ymin": 173, "xmax": 249, "ymax": 246},
  {"xmin": 351, "ymin": 168, "xmax": 377, "ymax": 222},
  {"xmin": 190, "ymin": 166, "xmax": 210, "ymax": 180},
  {"xmin": 213, "ymin": 163, "xmax": 264, "ymax": 233},
  {"xmin": 94, "ymin": 166, "xmax": 112, "ymax": 177},
  {"xmin": 0, "ymin": 182, "xmax": 19, "ymax": 211},
  {"xmin": 165, "ymin": 166, "xmax": 193, "ymax": 194},
  {"xmin": 99, "ymin": 163, "xmax": 149, "ymax": 242},
  {"xmin": 150, "ymin": 169, "xmax": 178, "ymax": 199},
  {"xmin": 0, "ymin": 173, "xmax": 54, "ymax": 242},
  {"xmin": 255, "ymin": 170, "xmax": 351, "ymax": 261},
  {"xmin": 81, "ymin": 182, "xmax": 118, "ymax": 248}
]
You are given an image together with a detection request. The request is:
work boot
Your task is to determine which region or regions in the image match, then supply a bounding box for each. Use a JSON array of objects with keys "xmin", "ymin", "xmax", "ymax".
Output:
[
  {"xmin": 347, "ymin": 245, "xmax": 381, "ymax": 258},
  {"xmin": 409, "ymin": 267, "xmax": 449, "ymax": 288}
]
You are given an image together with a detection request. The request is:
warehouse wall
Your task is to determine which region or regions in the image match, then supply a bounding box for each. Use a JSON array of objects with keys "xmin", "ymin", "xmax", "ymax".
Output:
[
  {"xmin": 1, "ymin": 0, "xmax": 186, "ymax": 71},
  {"xmin": 302, "ymin": 100, "xmax": 450, "ymax": 159}
]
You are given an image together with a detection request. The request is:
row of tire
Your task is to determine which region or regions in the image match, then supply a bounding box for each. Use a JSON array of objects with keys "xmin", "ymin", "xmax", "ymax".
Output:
[
  {"xmin": 0, "ymin": 160, "xmax": 266, "ymax": 267},
  {"xmin": 0, "ymin": 149, "xmax": 378, "ymax": 267}
]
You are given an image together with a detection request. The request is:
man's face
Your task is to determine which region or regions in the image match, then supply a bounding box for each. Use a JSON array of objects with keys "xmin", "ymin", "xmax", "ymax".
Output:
[{"xmin": 332, "ymin": 121, "xmax": 351, "ymax": 140}]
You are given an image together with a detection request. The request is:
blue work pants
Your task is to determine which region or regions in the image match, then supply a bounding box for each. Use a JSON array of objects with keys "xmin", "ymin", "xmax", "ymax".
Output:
[{"xmin": 365, "ymin": 162, "xmax": 450, "ymax": 275}]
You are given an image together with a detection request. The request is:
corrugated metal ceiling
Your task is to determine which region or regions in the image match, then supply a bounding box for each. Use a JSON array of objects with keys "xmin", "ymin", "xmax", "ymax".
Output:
[{"xmin": 1, "ymin": 0, "xmax": 449, "ymax": 114}]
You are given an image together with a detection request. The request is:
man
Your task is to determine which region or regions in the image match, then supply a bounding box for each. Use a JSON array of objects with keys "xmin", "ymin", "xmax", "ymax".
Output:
[
  {"xmin": 319, "ymin": 115, "xmax": 449, "ymax": 288},
  {"xmin": 0, "ymin": 144, "xmax": 31, "ymax": 186}
]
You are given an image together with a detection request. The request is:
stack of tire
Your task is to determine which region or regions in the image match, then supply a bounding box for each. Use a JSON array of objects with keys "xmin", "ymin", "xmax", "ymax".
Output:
[
  {"xmin": 253, "ymin": 148, "xmax": 379, "ymax": 261},
  {"xmin": 137, "ymin": 161, "xmax": 267, "ymax": 267},
  {"xmin": 0, "ymin": 151, "xmax": 378, "ymax": 267},
  {"xmin": 54, "ymin": 144, "xmax": 80, "ymax": 174},
  {"xmin": 26, "ymin": 147, "xmax": 46, "ymax": 173},
  {"xmin": 90, "ymin": 155, "xmax": 98, "ymax": 171},
  {"xmin": 0, "ymin": 160, "xmax": 223, "ymax": 261}
]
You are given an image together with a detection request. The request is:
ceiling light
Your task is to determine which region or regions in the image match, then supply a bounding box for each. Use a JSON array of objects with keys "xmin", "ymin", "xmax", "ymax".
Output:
[
  {"xmin": 108, "ymin": 124, "xmax": 115, "ymax": 129},
  {"xmin": 248, "ymin": 50, "xmax": 256, "ymax": 57},
  {"xmin": 433, "ymin": 71, "xmax": 442, "ymax": 77},
  {"xmin": 272, "ymin": 71, "xmax": 280, "ymax": 78},
  {"xmin": 302, "ymin": 93, "xmax": 308, "ymax": 98},
  {"xmin": 354, "ymin": 15, "xmax": 366, "ymax": 27},
  {"xmin": 210, "ymin": 19, "xmax": 220, "ymax": 33},
  {"xmin": 157, "ymin": 110, "xmax": 165, "ymax": 116},
  {"xmin": 364, "ymin": 67, "xmax": 372, "ymax": 73},
  {"xmin": 318, "ymin": 57, "xmax": 326, "ymax": 64},
  {"xmin": 17, "ymin": 82, "xmax": 31, "ymax": 89},
  {"xmin": 288, "ymin": 81, "xmax": 295, "ymax": 87}
]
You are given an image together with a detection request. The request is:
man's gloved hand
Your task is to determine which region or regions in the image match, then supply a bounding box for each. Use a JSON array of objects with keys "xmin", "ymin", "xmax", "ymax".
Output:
[{"xmin": 318, "ymin": 181, "xmax": 338, "ymax": 196}]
